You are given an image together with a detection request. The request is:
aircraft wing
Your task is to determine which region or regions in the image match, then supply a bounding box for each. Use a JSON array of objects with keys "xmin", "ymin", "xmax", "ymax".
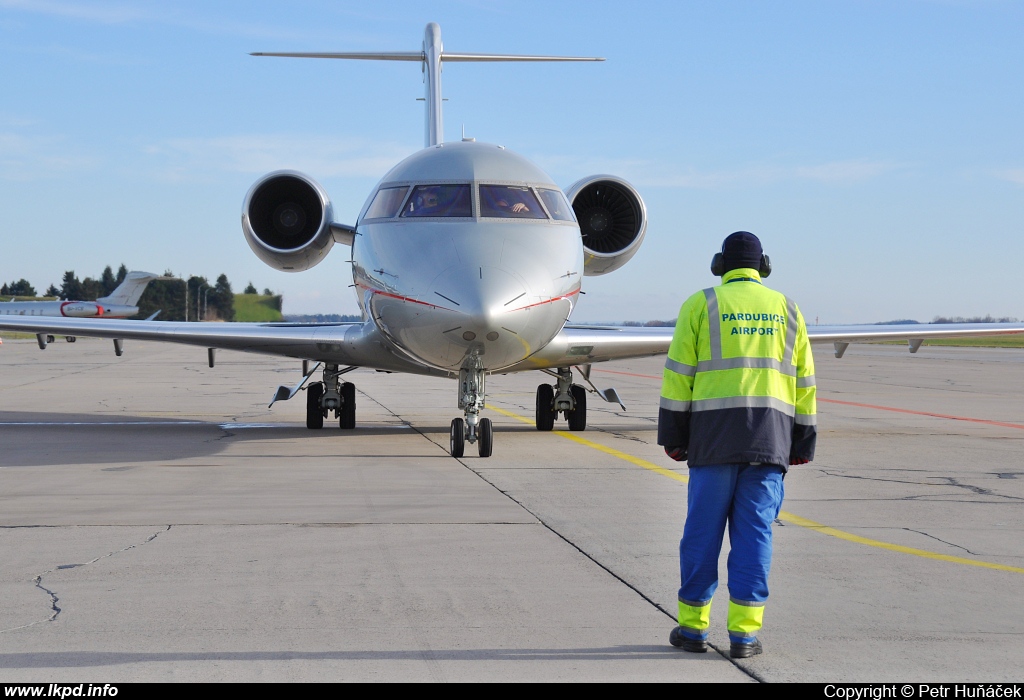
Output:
[
  {"xmin": 4, "ymin": 316, "xmax": 1024, "ymax": 374},
  {"xmin": 0, "ymin": 316, "xmax": 433, "ymax": 375},
  {"xmin": 505, "ymin": 321, "xmax": 1024, "ymax": 371}
]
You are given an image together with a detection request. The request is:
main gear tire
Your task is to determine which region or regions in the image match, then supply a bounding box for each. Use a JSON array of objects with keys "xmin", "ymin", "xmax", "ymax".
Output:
[
  {"xmin": 567, "ymin": 384, "xmax": 587, "ymax": 431},
  {"xmin": 306, "ymin": 382, "xmax": 324, "ymax": 430},
  {"xmin": 339, "ymin": 382, "xmax": 356, "ymax": 429},
  {"xmin": 535, "ymin": 384, "xmax": 555, "ymax": 431}
]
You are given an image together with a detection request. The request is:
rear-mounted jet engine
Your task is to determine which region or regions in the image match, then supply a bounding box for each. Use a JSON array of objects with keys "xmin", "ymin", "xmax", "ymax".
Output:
[
  {"xmin": 242, "ymin": 170, "xmax": 338, "ymax": 272},
  {"xmin": 566, "ymin": 175, "xmax": 647, "ymax": 276}
]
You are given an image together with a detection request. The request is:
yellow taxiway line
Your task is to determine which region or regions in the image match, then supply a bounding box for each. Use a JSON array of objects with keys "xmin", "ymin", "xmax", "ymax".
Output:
[{"xmin": 486, "ymin": 404, "xmax": 1024, "ymax": 575}]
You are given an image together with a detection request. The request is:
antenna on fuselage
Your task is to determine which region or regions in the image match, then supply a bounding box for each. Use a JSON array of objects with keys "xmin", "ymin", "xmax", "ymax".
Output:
[{"xmin": 251, "ymin": 23, "xmax": 604, "ymax": 148}]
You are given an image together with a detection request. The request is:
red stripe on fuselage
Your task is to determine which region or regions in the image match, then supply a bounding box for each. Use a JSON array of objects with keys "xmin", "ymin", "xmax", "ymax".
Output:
[
  {"xmin": 356, "ymin": 283, "xmax": 453, "ymax": 311},
  {"xmin": 507, "ymin": 286, "xmax": 581, "ymax": 312},
  {"xmin": 358, "ymin": 283, "xmax": 580, "ymax": 314}
]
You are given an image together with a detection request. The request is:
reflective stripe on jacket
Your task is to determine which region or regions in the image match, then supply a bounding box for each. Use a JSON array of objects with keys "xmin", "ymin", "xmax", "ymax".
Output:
[{"xmin": 657, "ymin": 267, "xmax": 816, "ymax": 468}]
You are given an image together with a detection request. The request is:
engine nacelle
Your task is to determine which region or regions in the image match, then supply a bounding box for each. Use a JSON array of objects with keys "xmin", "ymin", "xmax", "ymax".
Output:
[
  {"xmin": 566, "ymin": 175, "xmax": 647, "ymax": 276},
  {"xmin": 241, "ymin": 170, "xmax": 335, "ymax": 272}
]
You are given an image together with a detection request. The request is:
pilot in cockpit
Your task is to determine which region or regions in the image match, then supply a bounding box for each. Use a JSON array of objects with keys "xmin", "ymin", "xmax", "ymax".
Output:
[
  {"xmin": 495, "ymin": 198, "xmax": 530, "ymax": 214},
  {"xmin": 481, "ymin": 185, "xmax": 536, "ymax": 217},
  {"xmin": 413, "ymin": 189, "xmax": 442, "ymax": 214}
]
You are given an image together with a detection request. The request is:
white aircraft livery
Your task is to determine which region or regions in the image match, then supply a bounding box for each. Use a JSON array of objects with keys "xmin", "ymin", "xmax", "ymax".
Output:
[
  {"xmin": 2, "ymin": 23, "xmax": 1023, "ymax": 458},
  {"xmin": 0, "ymin": 271, "xmax": 165, "ymax": 322}
]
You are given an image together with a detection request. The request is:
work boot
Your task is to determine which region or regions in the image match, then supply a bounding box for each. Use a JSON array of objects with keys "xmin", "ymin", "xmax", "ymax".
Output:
[
  {"xmin": 730, "ymin": 638, "xmax": 762, "ymax": 659},
  {"xmin": 669, "ymin": 626, "xmax": 707, "ymax": 653}
]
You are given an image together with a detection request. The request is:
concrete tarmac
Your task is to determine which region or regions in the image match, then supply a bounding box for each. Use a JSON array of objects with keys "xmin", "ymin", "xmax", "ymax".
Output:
[{"xmin": 0, "ymin": 338, "xmax": 1021, "ymax": 682}]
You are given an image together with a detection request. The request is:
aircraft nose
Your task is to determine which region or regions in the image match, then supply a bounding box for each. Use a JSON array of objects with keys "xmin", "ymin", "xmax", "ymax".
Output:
[{"xmin": 432, "ymin": 265, "xmax": 528, "ymax": 336}]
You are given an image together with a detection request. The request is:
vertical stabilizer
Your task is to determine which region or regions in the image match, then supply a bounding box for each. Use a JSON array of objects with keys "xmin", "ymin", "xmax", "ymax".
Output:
[
  {"xmin": 423, "ymin": 23, "xmax": 443, "ymax": 148},
  {"xmin": 252, "ymin": 24, "xmax": 603, "ymax": 148},
  {"xmin": 97, "ymin": 271, "xmax": 165, "ymax": 307}
]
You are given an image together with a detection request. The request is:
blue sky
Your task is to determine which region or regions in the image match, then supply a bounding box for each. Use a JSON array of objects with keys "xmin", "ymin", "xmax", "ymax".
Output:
[{"xmin": 1, "ymin": 0, "xmax": 1021, "ymax": 323}]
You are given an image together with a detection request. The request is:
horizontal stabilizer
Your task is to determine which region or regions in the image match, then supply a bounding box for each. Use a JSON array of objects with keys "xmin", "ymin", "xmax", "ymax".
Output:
[
  {"xmin": 442, "ymin": 53, "xmax": 603, "ymax": 62},
  {"xmin": 251, "ymin": 51, "xmax": 423, "ymax": 61},
  {"xmin": 252, "ymin": 23, "xmax": 603, "ymax": 148},
  {"xmin": 251, "ymin": 52, "xmax": 603, "ymax": 62}
]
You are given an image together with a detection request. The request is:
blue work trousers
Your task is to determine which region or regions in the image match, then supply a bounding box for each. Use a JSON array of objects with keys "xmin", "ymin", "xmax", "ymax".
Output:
[{"xmin": 679, "ymin": 464, "xmax": 785, "ymax": 617}]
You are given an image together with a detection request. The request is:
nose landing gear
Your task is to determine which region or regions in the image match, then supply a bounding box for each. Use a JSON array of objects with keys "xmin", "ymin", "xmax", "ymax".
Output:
[{"xmin": 450, "ymin": 356, "xmax": 493, "ymax": 457}]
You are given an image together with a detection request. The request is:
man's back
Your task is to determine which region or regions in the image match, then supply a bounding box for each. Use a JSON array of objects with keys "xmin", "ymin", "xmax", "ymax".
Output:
[{"xmin": 659, "ymin": 267, "xmax": 816, "ymax": 467}]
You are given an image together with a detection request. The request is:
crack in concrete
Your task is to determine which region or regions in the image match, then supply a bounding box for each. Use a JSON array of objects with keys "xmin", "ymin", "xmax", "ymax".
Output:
[
  {"xmin": 939, "ymin": 477, "xmax": 996, "ymax": 496},
  {"xmin": 590, "ymin": 427, "xmax": 647, "ymax": 444},
  {"xmin": 1, "ymin": 525, "xmax": 172, "ymax": 633},
  {"xmin": 902, "ymin": 528, "xmax": 982, "ymax": 556},
  {"xmin": 818, "ymin": 470, "xmax": 1024, "ymax": 501}
]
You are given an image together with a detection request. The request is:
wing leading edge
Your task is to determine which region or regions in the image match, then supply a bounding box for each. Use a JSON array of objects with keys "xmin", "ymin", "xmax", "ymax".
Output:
[
  {"xmin": 0, "ymin": 316, "xmax": 442, "ymax": 376},
  {"xmin": 503, "ymin": 321, "xmax": 1024, "ymax": 371},
  {"xmin": 3, "ymin": 316, "xmax": 1023, "ymax": 375}
]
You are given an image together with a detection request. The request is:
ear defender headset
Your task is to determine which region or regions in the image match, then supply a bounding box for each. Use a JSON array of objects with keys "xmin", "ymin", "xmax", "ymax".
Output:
[{"xmin": 710, "ymin": 246, "xmax": 772, "ymax": 277}]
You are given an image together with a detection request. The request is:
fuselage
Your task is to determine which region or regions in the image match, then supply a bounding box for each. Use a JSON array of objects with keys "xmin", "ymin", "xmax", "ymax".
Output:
[
  {"xmin": 351, "ymin": 141, "xmax": 583, "ymax": 372},
  {"xmin": 0, "ymin": 300, "xmax": 139, "ymax": 318}
]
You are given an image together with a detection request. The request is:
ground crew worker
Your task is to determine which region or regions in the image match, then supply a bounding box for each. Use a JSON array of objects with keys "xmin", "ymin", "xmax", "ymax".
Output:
[{"xmin": 658, "ymin": 231, "xmax": 816, "ymax": 659}]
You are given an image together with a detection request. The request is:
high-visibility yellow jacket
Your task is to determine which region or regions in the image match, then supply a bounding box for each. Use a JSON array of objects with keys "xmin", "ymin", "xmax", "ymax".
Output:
[{"xmin": 657, "ymin": 267, "xmax": 816, "ymax": 468}]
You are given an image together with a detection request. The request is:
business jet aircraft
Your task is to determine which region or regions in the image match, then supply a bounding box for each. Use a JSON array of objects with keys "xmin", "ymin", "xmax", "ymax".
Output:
[
  {"xmin": 1, "ymin": 271, "xmax": 168, "ymax": 344},
  {"xmin": 2, "ymin": 23, "xmax": 1023, "ymax": 458}
]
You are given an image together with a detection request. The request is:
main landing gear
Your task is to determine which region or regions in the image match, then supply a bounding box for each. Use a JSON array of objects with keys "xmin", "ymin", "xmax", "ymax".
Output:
[
  {"xmin": 449, "ymin": 355, "xmax": 493, "ymax": 458},
  {"xmin": 305, "ymin": 364, "xmax": 356, "ymax": 430},
  {"xmin": 535, "ymin": 367, "xmax": 587, "ymax": 432}
]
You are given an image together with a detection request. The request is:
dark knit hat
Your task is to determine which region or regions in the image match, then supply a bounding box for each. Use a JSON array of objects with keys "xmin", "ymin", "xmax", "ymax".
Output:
[{"xmin": 721, "ymin": 231, "xmax": 763, "ymax": 272}]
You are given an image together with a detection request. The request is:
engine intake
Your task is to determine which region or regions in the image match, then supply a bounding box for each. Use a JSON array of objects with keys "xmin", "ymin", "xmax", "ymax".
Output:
[
  {"xmin": 566, "ymin": 175, "xmax": 647, "ymax": 276},
  {"xmin": 242, "ymin": 170, "xmax": 335, "ymax": 272}
]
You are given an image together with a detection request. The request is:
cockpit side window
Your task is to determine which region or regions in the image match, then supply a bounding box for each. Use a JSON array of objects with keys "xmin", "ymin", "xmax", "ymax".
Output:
[
  {"xmin": 479, "ymin": 185, "xmax": 547, "ymax": 219},
  {"xmin": 537, "ymin": 189, "xmax": 576, "ymax": 222},
  {"xmin": 401, "ymin": 184, "xmax": 472, "ymax": 217},
  {"xmin": 364, "ymin": 186, "xmax": 410, "ymax": 219}
]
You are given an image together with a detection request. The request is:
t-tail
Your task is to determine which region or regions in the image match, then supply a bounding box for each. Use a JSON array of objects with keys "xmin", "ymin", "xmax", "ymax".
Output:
[
  {"xmin": 96, "ymin": 271, "xmax": 170, "ymax": 307},
  {"xmin": 252, "ymin": 22, "xmax": 604, "ymax": 147}
]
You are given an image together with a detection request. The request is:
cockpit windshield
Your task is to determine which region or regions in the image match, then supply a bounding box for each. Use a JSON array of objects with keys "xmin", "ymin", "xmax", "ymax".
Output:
[
  {"xmin": 402, "ymin": 184, "xmax": 472, "ymax": 217},
  {"xmin": 479, "ymin": 185, "xmax": 547, "ymax": 219},
  {"xmin": 364, "ymin": 186, "xmax": 409, "ymax": 219},
  {"xmin": 537, "ymin": 189, "xmax": 575, "ymax": 222}
]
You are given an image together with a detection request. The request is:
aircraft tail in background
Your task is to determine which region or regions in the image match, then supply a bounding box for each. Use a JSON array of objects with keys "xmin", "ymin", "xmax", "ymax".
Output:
[{"xmin": 97, "ymin": 271, "xmax": 170, "ymax": 307}]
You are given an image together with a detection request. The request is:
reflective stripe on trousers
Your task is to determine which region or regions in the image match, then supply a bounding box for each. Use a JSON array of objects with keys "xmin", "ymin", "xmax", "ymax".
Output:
[{"xmin": 728, "ymin": 599, "xmax": 765, "ymax": 644}]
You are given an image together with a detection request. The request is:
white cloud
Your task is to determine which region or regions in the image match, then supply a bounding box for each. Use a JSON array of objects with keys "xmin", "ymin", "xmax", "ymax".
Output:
[{"xmin": 143, "ymin": 134, "xmax": 416, "ymax": 181}]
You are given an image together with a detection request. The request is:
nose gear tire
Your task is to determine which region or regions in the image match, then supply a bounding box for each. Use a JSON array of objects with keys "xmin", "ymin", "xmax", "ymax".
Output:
[
  {"xmin": 478, "ymin": 417, "xmax": 493, "ymax": 457},
  {"xmin": 450, "ymin": 417, "xmax": 465, "ymax": 458}
]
